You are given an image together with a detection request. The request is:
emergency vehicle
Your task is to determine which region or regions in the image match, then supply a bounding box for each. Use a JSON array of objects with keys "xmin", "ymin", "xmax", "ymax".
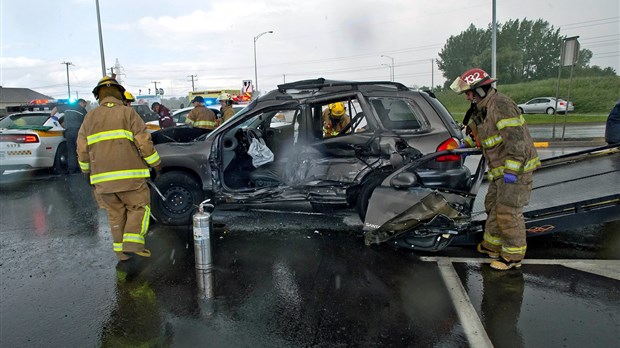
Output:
[{"xmin": 0, "ymin": 99, "xmax": 71, "ymax": 174}]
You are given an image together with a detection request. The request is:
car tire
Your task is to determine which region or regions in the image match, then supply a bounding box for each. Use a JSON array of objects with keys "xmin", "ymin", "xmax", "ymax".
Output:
[
  {"xmin": 546, "ymin": 107, "xmax": 555, "ymax": 115},
  {"xmin": 151, "ymin": 171, "xmax": 204, "ymax": 226},
  {"xmin": 356, "ymin": 173, "xmax": 389, "ymax": 222},
  {"xmin": 518, "ymin": 107, "xmax": 524, "ymax": 114},
  {"xmin": 52, "ymin": 142, "xmax": 68, "ymax": 174}
]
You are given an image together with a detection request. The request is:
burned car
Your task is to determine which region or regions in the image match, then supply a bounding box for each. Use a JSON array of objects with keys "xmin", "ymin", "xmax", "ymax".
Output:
[{"xmin": 151, "ymin": 78, "xmax": 484, "ymax": 250}]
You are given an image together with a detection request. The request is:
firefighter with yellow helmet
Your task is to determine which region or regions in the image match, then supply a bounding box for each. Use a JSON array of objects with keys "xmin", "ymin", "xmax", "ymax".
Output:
[
  {"xmin": 322, "ymin": 102, "xmax": 350, "ymax": 137},
  {"xmin": 451, "ymin": 68, "xmax": 540, "ymax": 270},
  {"xmin": 123, "ymin": 91, "xmax": 135, "ymax": 106},
  {"xmin": 218, "ymin": 92, "xmax": 235, "ymax": 123},
  {"xmin": 77, "ymin": 76, "xmax": 161, "ymax": 263}
]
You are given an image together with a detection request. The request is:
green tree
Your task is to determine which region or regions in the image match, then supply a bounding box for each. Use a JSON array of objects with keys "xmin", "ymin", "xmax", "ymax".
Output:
[
  {"xmin": 437, "ymin": 24, "xmax": 491, "ymax": 87},
  {"xmin": 437, "ymin": 18, "xmax": 613, "ymax": 87}
]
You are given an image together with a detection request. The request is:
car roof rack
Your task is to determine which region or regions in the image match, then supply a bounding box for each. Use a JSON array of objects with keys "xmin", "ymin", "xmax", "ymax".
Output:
[{"xmin": 277, "ymin": 78, "xmax": 409, "ymax": 93}]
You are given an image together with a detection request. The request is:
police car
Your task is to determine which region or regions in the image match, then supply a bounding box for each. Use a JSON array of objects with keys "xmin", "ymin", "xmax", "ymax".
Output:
[{"xmin": 0, "ymin": 111, "xmax": 67, "ymax": 174}]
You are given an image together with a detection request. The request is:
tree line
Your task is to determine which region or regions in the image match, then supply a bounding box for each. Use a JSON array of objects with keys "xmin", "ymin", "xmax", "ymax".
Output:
[{"xmin": 436, "ymin": 18, "xmax": 617, "ymax": 88}]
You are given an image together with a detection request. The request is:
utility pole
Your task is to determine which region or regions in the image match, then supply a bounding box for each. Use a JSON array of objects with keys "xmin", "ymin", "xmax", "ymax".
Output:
[
  {"xmin": 61, "ymin": 61, "xmax": 74, "ymax": 99},
  {"xmin": 187, "ymin": 75, "xmax": 197, "ymax": 91},
  {"xmin": 152, "ymin": 81, "xmax": 160, "ymax": 95},
  {"xmin": 96, "ymin": 0, "xmax": 106, "ymax": 77}
]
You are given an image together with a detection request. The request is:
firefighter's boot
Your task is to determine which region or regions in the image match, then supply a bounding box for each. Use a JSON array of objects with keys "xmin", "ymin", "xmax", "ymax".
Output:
[
  {"xmin": 477, "ymin": 243, "xmax": 500, "ymax": 259},
  {"xmin": 490, "ymin": 258, "xmax": 522, "ymax": 271}
]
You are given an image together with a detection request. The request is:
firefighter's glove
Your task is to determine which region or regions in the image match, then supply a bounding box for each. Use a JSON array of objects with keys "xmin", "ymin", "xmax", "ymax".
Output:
[
  {"xmin": 503, "ymin": 173, "xmax": 517, "ymax": 184},
  {"xmin": 150, "ymin": 165, "xmax": 162, "ymax": 180}
]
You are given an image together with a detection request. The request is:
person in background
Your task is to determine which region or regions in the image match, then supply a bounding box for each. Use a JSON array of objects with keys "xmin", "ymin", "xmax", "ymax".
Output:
[
  {"xmin": 62, "ymin": 98, "xmax": 88, "ymax": 174},
  {"xmin": 151, "ymin": 102, "xmax": 175, "ymax": 129},
  {"xmin": 77, "ymin": 76, "xmax": 161, "ymax": 265},
  {"xmin": 604, "ymin": 100, "xmax": 620, "ymax": 145},
  {"xmin": 322, "ymin": 102, "xmax": 350, "ymax": 137},
  {"xmin": 451, "ymin": 68, "xmax": 540, "ymax": 271},
  {"xmin": 123, "ymin": 91, "xmax": 136, "ymax": 106},
  {"xmin": 218, "ymin": 92, "xmax": 236, "ymax": 124},
  {"xmin": 185, "ymin": 96, "xmax": 217, "ymax": 131}
]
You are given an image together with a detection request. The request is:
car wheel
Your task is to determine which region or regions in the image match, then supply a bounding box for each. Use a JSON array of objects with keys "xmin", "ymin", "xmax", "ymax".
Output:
[
  {"xmin": 356, "ymin": 173, "xmax": 389, "ymax": 221},
  {"xmin": 546, "ymin": 107, "xmax": 555, "ymax": 115},
  {"xmin": 518, "ymin": 107, "xmax": 524, "ymax": 114},
  {"xmin": 151, "ymin": 171, "xmax": 204, "ymax": 226},
  {"xmin": 52, "ymin": 142, "xmax": 68, "ymax": 174}
]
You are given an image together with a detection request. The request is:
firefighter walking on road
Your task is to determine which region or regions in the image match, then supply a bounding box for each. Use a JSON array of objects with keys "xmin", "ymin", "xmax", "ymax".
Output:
[
  {"xmin": 451, "ymin": 68, "xmax": 540, "ymax": 270},
  {"xmin": 77, "ymin": 76, "xmax": 161, "ymax": 262}
]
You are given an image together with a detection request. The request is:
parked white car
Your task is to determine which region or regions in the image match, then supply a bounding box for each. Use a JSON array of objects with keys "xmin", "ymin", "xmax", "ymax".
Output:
[
  {"xmin": 518, "ymin": 97, "xmax": 575, "ymax": 115},
  {"xmin": 0, "ymin": 112, "xmax": 67, "ymax": 174}
]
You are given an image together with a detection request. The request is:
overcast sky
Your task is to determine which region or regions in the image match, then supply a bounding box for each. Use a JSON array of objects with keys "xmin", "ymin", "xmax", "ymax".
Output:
[{"xmin": 1, "ymin": 0, "xmax": 618, "ymax": 101}]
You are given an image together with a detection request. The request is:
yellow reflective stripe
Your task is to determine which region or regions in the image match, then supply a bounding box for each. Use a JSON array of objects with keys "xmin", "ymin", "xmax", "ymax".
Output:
[
  {"xmin": 86, "ymin": 129, "xmax": 134, "ymax": 145},
  {"xmin": 464, "ymin": 136, "xmax": 476, "ymax": 147},
  {"xmin": 144, "ymin": 151, "xmax": 160, "ymax": 165},
  {"xmin": 505, "ymin": 159, "xmax": 523, "ymax": 172},
  {"xmin": 193, "ymin": 120, "xmax": 216, "ymax": 127},
  {"xmin": 524, "ymin": 157, "xmax": 541, "ymax": 172},
  {"xmin": 123, "ymin": 233, "xmax": 145, "ymax": 244},
  {"xmin": 483, "ymin": 232, "xmax": 502, "ymax": 246},
  {"xmin": 105, "ymin": 102, "xmax": 116, "ymax": 108},
  {"xmin": 90, "ymin": 169, "xmax": 150, "ymax": 184},
  {"xmin": 496, "ymin": 115, "xmax": 525, "ymax": 130},
  {"xmin": 487, "ymin": 166, "xmax": 505, "ymax": 180},
  {"xmin": 140, "ymin": 205, "xmax": 150, "ymax": 236},
  {"xmin": 502, "ymin": 245, "xmax": 527, "ymax": 255},
  {"xmin": 113, "ymin": 242, "xmax": 123, "ymax": 251},
  {"xmin": 481, "ymin": 134, "xmax": 503, "ymax": 148},
  {"xmin": 79, "ymin": 161, "xmax": 90, "ymax": 171}
]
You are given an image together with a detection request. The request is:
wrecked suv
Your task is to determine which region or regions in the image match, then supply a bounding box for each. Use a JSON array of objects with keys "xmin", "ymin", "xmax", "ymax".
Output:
[{"xmin": 151, "ymin": 78, "xmax": 484, "ymax": 251}]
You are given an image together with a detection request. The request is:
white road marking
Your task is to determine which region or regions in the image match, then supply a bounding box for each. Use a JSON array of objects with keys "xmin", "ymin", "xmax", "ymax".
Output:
[
  {"xmin": 436, "ymin": 258, "xmax": 493, "ymax": 348},
  {"xmin": 421, "ymin": 257, "xmax": 620, "ymax": 280}
]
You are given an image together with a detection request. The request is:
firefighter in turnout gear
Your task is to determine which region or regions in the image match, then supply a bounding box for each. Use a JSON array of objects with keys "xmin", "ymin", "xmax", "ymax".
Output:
[
  {"xmin": 451, "ymin": 68, "xmax": 540, "ymax": 270},
  {"xmin": 185, "ymin": 96, "xmax": 217, "ymax": 130},
  {"xmin": 322, "ymin": 102, "xmax": 350, "ymax": 137},
  {"xmin": 218, "ymin": 92, "xmax": 235, "ymax": 123},
  {"xmin": 77, "ymin": 76, "xmax": 161, "ymax": 262}
]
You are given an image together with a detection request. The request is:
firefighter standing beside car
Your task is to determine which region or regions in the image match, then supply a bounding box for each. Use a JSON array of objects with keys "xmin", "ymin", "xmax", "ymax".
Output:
[
  {"xmin": 77, "ymin": 76, "xmax": 161, "ymax": 264},
  {"xmin": 218, "ymin": 92, "xmax": 236, "ymax": 124},
  {"xmin": 62, "ymin": 98, "xmax": 88, "ymax": 174},
  {"xmin": 322, "ymin": 102, "xmax": 350, "ymax": 137},
  {"xmin": 451, "ymin": 68, "xmax": 540, "ymax": 271},
  {"xmin": 185, "ymin": 96, "xmax": 217, "ymax": 130}
]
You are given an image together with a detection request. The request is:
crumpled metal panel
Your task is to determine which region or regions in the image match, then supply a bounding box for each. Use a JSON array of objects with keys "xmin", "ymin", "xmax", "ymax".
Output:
[{"xmin": 364, "ymin": 191, "xmax": 463, "ymax": 245}]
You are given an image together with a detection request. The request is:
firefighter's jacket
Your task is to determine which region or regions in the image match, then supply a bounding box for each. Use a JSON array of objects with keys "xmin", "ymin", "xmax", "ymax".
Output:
[
  {"xmin": 77, "ymin": 96, "xmax": 161, "ymax": 194},
  {"xmin": 185, "ymin": 105, "xmax": 217, "ymax": 130},
  {"xmin": 464, "ymin": 89, "xmax": 540, "ymax": 181},
  {"xmin": 221, "ymin": 105, "xmax": 235, "ymax": 123},
  {"xmin": 321, "ymin": 108, "xmax": 351, "ymax": 137}
]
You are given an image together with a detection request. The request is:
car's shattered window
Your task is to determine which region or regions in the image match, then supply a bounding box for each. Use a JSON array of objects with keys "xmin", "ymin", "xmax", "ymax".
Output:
[{"xmin": 370, "ymin": 98, "xmax": 424, "ymax": 130}]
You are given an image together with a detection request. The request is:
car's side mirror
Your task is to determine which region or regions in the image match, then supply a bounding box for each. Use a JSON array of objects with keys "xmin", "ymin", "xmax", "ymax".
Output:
[{"xmin": 390, "ymin": 172, "xmax": 417, "ymax": 189}]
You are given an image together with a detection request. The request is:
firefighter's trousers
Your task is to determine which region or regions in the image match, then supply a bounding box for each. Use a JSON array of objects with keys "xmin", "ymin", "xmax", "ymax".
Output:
[
  {"xmin": 98, "ymin": 183, "xmax": 151, "ymax": 260},
  {"xmin": 481, "ymin": 173, "xmax": 533, "ymax": 261}
]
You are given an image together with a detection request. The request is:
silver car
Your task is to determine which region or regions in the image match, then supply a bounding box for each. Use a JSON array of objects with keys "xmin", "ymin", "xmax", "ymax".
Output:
[{"xmin": 518, "ymin": 97, "xmax": 574, "ymax": 115}]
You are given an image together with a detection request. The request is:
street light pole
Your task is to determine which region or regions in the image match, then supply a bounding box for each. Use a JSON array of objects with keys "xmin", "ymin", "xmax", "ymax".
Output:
[
  {"xmin": 381, "ymin": 64, "xmax": 392, "ymax": 81},
  {"xmin": 61, "ymin": 61, "xmax": 74, "ymax": 99},
  {"xmin": 253, "ymin": 30, "xmax": 273, "ymax": 97},
  {"xmin": 95, "ymin": 0, "xmax": 106, "ymax": 77},
  {"xmin": 381, "ymin": 55, "xmax": 394, "ymax": 81}
]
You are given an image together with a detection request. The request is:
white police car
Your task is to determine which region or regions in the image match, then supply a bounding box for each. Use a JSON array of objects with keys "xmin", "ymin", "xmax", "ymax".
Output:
[{"xmin": 0, "ymin": 112, "xmax": 67, "ymax": 174}]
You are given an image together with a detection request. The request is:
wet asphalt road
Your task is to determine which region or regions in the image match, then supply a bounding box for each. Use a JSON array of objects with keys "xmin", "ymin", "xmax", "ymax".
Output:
[{"xmin": 1, "ymin": 157, "xmax": 619, "ymax": 347}]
